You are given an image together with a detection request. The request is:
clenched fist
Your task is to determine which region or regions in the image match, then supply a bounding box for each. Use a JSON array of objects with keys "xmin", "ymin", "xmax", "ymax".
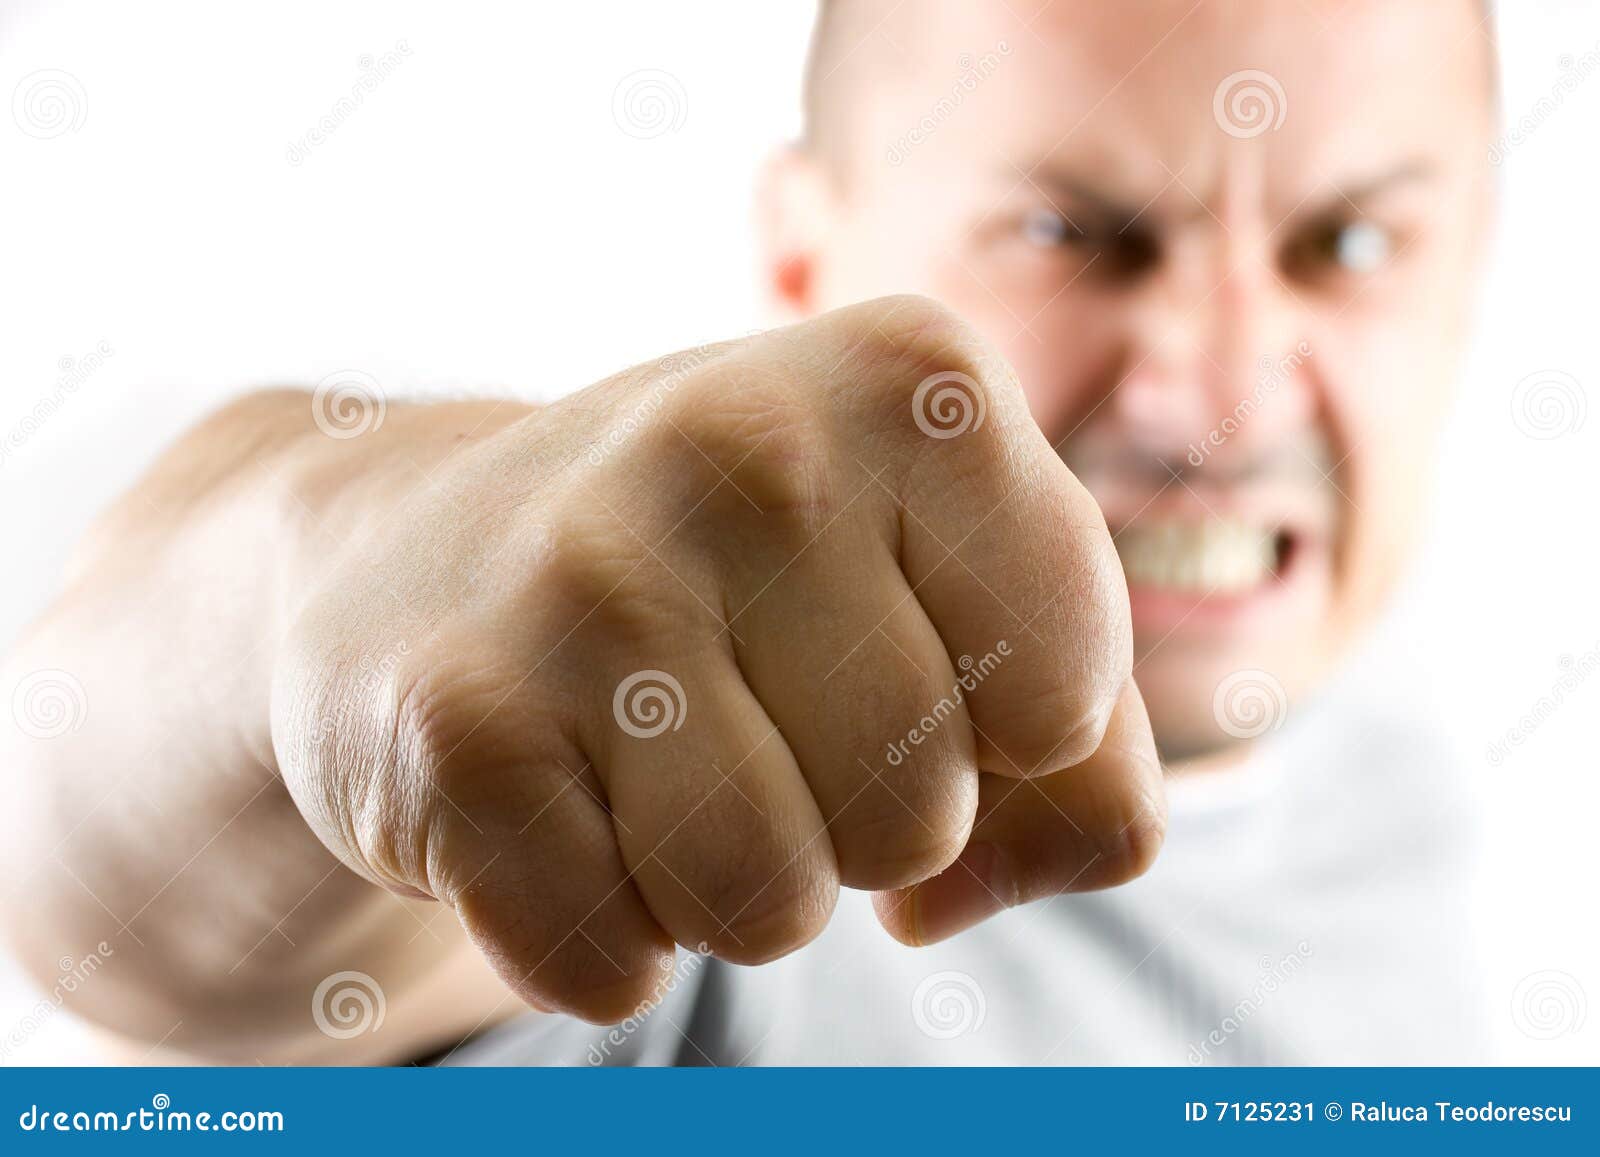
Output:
[{"xmin": 271, "ymin": 296, "xmax": 1165, "ymax": 1023}]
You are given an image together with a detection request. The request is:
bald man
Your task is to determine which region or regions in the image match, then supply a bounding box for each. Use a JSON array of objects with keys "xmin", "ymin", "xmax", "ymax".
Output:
[{"xmin": 1, "ymin": 0, "xmax": 1496, "ymax": 1064}]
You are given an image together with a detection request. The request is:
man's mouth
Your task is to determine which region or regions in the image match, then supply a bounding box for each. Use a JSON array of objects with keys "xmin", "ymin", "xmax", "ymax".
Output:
[{"xmin": 1114, "ymin": 519, "xmax": 1292, "ymax": 596}]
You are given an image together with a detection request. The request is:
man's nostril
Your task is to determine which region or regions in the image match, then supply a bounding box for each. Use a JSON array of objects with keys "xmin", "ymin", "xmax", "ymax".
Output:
[{"xmin": 1273, "ymin": 529, "xmax": 1295, "ymax": 575}]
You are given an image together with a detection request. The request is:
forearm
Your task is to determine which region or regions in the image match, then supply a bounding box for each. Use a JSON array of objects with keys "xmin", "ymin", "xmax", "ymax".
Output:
[{"xmin": 0, "ymin": 388, "xmax": 531, "ymax": 1061}]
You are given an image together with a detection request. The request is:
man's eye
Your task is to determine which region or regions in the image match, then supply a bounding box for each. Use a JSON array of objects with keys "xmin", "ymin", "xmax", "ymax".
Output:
[
  {"xmin": 1017, "ymin": 208, "xmax": 1157, "ymax": 277},
  {"xmin": 1287, "ymin": 219, "xmax": 1393, "ymax": 278},
  {"xmin": 1020, "ymin": 207, "xmax": 1080, "ymax": 248}
]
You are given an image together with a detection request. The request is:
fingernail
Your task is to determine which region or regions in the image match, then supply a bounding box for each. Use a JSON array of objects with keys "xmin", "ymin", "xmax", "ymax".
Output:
[{"xmin": 908, "ymin": 842, "xmax": 1017, "ymax": 946}]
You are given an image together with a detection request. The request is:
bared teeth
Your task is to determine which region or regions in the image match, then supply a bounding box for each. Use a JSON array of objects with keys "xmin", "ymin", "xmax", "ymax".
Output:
[{"xmin": 1115, "ymin": 520, "xmax": 1276, "ymax": 594}]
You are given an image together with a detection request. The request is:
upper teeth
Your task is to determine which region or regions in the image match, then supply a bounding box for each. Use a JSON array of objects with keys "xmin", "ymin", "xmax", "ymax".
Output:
[{"xmin": 1116, "ymin": 520, "xmax": 1277, "ymax": 594}]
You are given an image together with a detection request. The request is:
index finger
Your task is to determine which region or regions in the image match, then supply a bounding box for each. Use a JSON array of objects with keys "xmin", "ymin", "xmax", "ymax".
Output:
[{"xmin": 818, "ymin": 297, "xmax": 1133, "ymax": 779}]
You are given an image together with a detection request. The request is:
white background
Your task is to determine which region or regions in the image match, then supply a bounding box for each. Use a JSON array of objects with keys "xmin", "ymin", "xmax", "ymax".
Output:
[{"xmin": 2, "ymin": 1, "xmax": 1596, "ymax": 1064}]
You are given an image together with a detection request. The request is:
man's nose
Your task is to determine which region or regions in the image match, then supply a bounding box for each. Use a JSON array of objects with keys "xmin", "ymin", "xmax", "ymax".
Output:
[{"xmin": 1109, "ymin": 230, "xmax": 1314, "ymax": 464}]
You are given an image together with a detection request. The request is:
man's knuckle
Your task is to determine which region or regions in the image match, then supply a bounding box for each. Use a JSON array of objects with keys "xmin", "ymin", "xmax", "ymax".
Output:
[
  {"xmin": 857, "ymin": 354, "xmax": 1024, "ymax": 469},
  {"xmin": 536, "ymin": 528, "xmax": 673, "ymax": 651},
  {"xmin": 847, "ymin": 294, "xmax": 979, "ymax": 356},
  {"xmin": 677, "ymin": 372, "xmax": 838, "ymax": 525}
]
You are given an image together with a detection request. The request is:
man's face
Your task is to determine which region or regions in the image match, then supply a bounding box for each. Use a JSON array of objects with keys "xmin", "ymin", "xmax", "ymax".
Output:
[{"xmin": 771, "ymin": 0, "xmax": 1494, "ymax": 761}]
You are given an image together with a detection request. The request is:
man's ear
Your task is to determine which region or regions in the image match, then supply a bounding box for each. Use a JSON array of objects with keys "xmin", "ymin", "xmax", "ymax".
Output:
[{"xmin": 756, "ymin": 145, "xmax": 836, "ymax": 322}]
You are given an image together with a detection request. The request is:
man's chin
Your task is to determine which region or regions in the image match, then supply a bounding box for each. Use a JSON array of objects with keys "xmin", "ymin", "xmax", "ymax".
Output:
[{"xmin": 1135, "ymin": 649, "xmax": 1308, "ymax": 772}]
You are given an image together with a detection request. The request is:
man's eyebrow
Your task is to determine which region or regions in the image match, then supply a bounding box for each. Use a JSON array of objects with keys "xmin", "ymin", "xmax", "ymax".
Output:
[
  {"xmin": 1306, "ymin": 159, "xmax": 1440, "ymax": 215},
  {"xmin": 1017, "ymin": 159, "xmax": 1441, "ymax": 226},
  {"xmin": 1011, "ymin": 168, "xmax": 1150, "ymax": 224}
]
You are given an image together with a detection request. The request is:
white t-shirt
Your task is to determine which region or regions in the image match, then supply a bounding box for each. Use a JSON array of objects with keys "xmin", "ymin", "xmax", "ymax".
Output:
[{"xmin": 446, "ymin": 681, "xmax": 1490, "ymax": 1066}]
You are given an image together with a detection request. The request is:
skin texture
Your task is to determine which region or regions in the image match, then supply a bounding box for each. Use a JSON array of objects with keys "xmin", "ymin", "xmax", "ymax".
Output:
[{"xmin": 0, "ymin": 0, "xmax": 1493, "ymax": 1062}]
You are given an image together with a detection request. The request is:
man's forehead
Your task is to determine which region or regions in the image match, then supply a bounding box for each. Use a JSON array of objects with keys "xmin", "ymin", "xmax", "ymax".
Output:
[
  {"xmin": 811, "ymin": 0, "xmax": 1492, "ymax": 197},
  {"xmin": 825, "ymin": 0, "xmax": 1487, "ymax": 79}
]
